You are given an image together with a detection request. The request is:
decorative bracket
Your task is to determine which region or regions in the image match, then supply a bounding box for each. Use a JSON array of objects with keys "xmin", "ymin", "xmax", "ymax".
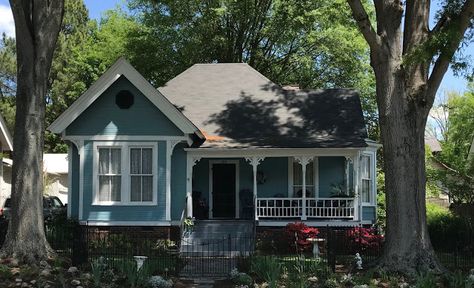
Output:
[
  {"xmin": 191, "ymin": 156, "xmax": 202, "ymax": 166},
  {"xmin": 168, "ymin": 140, "xmax": 182, "ymax": 156},
  {"xmin": 245, "ymin": 156, "xmax": 265, "ymax": 168},
  {"xmin": 294, "ymin": 156, "xmax": 313, "ymax": 167}
]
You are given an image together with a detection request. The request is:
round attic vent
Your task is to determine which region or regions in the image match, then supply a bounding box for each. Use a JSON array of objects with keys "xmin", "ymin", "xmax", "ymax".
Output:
[{"xmin": 116, "ymin": 90, "xmax": 134, "ymax": 109}]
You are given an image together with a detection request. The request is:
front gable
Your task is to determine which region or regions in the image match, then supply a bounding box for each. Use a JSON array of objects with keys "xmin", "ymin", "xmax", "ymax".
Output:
[
  {"xmin": 49, "ymin": 58, "xmax": 203, "ymax": 140},
  {"xmin": 65, "ymin": 76, "xmax": 183, "ymax": 136}
]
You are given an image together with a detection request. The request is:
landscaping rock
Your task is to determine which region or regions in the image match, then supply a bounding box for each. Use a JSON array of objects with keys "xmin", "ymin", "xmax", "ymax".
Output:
[
  {"xmin": 39, "ymin": 269, "xmax": 50, "ymax": 277},
  {"xmin": 21, "ymin": 282, "xmax": 28, "ymax": 288},
  {"xmin": 399, "ymin": 283, "xmax": 409, "ymax": 288},
  {"xmin": 71, "ymin": 279, "xmax": 81, "ymax": 286},
  {"xmin": 15, "ymin": 278, "xmax": 22, "ymax": 283},
  {"xmin": 29, "ymin": 280, "xmax": 36, "ymax": 285},
  {"xmin": 39, "ymin": 261, "xmax": 49, "ymax": 269},
  {"xmin": 354, "ymin": 285, "xmax": 369, "ymax": 288},
  {"xmin": 10, "ymin": 259, "xmax": 19, "ymax": 267},
  {"xmin": 82, "ymin": 273, "xmax": 91, "ymax": 280},
  {"xmin": 67, "ymin": 266, "xmax": 79, "ymax": 274}
]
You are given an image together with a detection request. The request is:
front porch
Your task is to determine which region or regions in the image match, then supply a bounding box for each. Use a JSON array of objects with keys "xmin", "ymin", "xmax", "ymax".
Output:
[{"xmin": 183, "ymin": 147, "xmax": 377, "ymax": 225}]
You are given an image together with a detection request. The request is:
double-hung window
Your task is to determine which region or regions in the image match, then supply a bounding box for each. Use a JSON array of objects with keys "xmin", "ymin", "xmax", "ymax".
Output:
[
  {"xmin": 94, "ymin": 142, "xmax": 157, "ymax": 205},
  {"xmin": 361, "ymin": 154, "xmax": 373, "ymax": 203},
  {"xmin": 130, "ymin": 148, "xmax": 153, "ymax": 202},
  {"xmin": 98, "ymin": 147, "xmax": 122, "ymax": 202}
]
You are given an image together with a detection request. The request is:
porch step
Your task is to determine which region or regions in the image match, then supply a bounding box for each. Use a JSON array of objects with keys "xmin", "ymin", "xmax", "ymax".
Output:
[{"xmin": 180, "ymin": 220, "xmax": 255, "ymax": 256}]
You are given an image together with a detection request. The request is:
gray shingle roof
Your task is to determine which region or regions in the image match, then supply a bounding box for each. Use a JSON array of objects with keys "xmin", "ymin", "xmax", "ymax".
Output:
[{"xmin": 158, "ymin": 63, "xmax": 368, "ymax": 148}]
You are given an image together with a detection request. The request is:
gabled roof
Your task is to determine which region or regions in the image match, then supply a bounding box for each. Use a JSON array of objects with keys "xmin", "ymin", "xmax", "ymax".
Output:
[
  {"xmin": 48, "ymin": 58, "xmax": 203, "ymax": 139},
  {"xmin": 159, "ymin": 63, "xmax": 369, "ymax": 148},
  {"xmin": 0, "ymin": 113, "xmax": 12, "ymax": 151}
]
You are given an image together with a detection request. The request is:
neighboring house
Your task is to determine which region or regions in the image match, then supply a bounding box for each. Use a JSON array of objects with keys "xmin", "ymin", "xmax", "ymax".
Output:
[
  {"xmin": 43, "ymin": 153, "xmax": 69, "ymax": 204},
  {"xmin": 425, "ymin": 135, "xmax": 450, "ymax": 207},
  {"xmin": 0, "ymin": 113, "xmax": 13, "ymax": 208},
  {"xmin": 48, "ymin": 58, "xmax": 380, "ymax": 228},
  {"xmin": 1, "ymin": 154, "xmax": 69, "ymax": 205},
  {"xmin": 470, "ymin": 137, "xmax": 474, "ymax": 157}
]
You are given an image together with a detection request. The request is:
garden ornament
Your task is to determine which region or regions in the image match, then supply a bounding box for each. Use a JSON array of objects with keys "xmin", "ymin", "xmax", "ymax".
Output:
[
  {"xmin": 355, "ymin": 253, "xmax": 363, "ymax": 270},
  {"xmin": 133, "ymin": 255, "xmax": 148, "ymax": 271}
]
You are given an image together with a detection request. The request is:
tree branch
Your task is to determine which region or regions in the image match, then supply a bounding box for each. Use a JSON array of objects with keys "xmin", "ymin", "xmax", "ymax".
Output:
[
  {"xmin": 425, "ymin": 0, "xmax": 474, "ymax": 112},
  {"xmin": 347, "ymin": 0, "xmax": 382, "ymax": 54}
]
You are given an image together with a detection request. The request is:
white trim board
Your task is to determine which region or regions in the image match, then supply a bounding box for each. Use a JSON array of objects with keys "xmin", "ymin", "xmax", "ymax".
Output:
[
  {"xmin": 80, "ymin": 221, "xmax": 172, "ymax": 226},
  {"xmin": 208, "ymin": 160, "xmax": 240, "ymax": 219},
  {"xmin": 0, "ymin": 113, "xmax": 12, "ymax": 151},
  {"xmin": 64, "ymin": 135, "xmax": 188, "ymax": 141},
  {"xmin": 257, "ymin": 220, "xmax": 373, "ymax": 227},
  {"xmin": 48, "ymin": 57, "xmax": 203, "ymax": 140},
  {"xmin": 186, "ymin": 148, "xmax": 361, "ymax": 158}
]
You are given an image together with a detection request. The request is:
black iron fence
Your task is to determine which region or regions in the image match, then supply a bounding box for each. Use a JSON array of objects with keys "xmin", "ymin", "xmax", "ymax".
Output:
[{"xmin": 1, "ymin": 220, "xmax": 473, "ymax": 276}]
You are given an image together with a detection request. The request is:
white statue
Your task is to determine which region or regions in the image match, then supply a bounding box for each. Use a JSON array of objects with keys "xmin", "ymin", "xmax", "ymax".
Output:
[{"xmin": 355, "ymin": 253, "xmax": 363, "ymax": 270}]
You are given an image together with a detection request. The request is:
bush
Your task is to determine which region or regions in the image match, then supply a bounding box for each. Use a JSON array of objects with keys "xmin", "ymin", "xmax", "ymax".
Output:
[
  {"xmin": 230, "ymin": 268, "xmax": 253, "ymax": 287},
  {"xmin": 285, "ymin": 222, "xmax": 319, "ymax": 253},
  {"xmin": 345, "ymin": 227, "xmax": 384, "ymax": 252},
  {"xmin": 148, "ymin": 276, "xmax": 173, "ymax": 288},
  {"xmin": 256, "ymin": 229, "xmax": 292, "ymax": 255},
  {"xmin": 250, "ymin": 256, "xmax": 282, "ymax": 288},
  {"xmin": 426, "ymin": 203, "xmax": 473, "ymax": 253}
]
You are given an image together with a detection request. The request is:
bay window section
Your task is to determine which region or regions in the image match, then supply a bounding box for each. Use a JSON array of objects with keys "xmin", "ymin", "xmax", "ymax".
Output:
[{"xmin": 361, "ymin": 154, "xmax": 372, "ymax": 203}]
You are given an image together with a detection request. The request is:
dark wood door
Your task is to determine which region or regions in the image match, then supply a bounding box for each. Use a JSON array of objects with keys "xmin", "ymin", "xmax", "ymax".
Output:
[{"xmin": 212, "ymin": 163, "xmax": 236, "ymax": 218}]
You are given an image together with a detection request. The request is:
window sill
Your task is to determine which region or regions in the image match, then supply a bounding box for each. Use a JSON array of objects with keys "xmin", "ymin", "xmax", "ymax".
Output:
[{"xmin": 91, "ymin": 201, "xmax": 158, "ymax": 206}]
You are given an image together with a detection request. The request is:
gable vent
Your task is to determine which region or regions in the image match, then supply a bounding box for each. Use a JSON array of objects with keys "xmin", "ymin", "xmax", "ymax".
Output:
[{"xmin": 116, "ymin": 90, "xmax": 134, "ymax": 109}]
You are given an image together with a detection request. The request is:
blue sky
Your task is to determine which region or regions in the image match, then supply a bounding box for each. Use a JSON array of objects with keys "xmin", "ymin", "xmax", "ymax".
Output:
[{"xmin": 0, "ymin": 0, "xmax": 471, "ymax": 96}]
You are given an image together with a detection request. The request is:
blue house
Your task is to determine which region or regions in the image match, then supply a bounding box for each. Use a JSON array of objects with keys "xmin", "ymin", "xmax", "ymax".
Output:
[{"xmin": 49, "ymin": 58, "xmax": 379, "ymax": 229}]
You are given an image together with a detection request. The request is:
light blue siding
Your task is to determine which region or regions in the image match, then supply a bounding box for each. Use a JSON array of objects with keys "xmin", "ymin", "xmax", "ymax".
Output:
[
  {"xmin": 362, "ymin": 206, "xmax": 376, "ymax": 222},
  {"xmin": 81, "ymin": 140, "xmax": 168, "ymax": 222},
  {"xmin": 70, "ymin": 143, "xmax": 80, "ymax": 219},
  {"xmin": 318, "ymin": 157, "xmax": 346, "ymax": 197},
  {"xmin": 65, "ymin": 76, "xmax": 184, "ymax": 136},
  {"xmin": 171, "ymin": 143, "xmax": 187, "ymax": 221}
]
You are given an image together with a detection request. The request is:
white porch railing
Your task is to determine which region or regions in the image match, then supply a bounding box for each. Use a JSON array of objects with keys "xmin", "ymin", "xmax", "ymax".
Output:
[{"xmin": 256, "ymin": 197, "xmax": 355, "ymax": 219}]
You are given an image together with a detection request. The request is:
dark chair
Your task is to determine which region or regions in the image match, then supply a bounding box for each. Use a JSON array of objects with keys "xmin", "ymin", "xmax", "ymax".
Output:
[{"xmin": 240, "ymin": 189, "xmax": 254, "ymax": 220}]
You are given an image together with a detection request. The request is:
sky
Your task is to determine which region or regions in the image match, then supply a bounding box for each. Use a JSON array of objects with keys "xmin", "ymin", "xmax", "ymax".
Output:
[{"xmin": 0, "ymin": 0, "xmax": 472, "ymax": 97}]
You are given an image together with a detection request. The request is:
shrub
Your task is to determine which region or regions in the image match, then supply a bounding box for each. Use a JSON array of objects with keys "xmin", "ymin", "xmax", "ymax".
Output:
[
  {"xmin": 345, "ymin": 227, "xmax": 384, "ymax": 252},
  {"xmin": 427, "ymin": 203, "xmax": 473, "ymax": 253},
  {"xmin": 255, "ymin": 229, "xmax": 292, "ymax": 255},
  {"xmin": 230, "ymin": 268, "xmax": 253, "ymax": 287},
  {"xmin": 250, "ymin": 256, "xmax": 282, "ymax": 288},
  {"xmin": 285, "ymin": 222, "xmax": 319, "ymax": 253},
  {"xmin": 148, "ymin": 275, "xmax": 173, "ymax": 288}
]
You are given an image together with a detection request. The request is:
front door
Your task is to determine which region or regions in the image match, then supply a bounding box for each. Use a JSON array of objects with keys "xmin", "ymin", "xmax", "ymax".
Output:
[{"xmin": 211, "ymin": 163, "xmax": 236, "ymax": 218}]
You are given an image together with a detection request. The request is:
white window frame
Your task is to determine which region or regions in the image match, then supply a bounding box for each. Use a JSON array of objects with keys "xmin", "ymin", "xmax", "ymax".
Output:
[
  {"xmin": 360, "ymin": 152, "xmax": 375, "ymax": 205},
  {"xmin": 92, "ymin": 141, "xmax": 158, "ymax": 206},
  {"xmin": 288, "ymin": 157, "xmax": 319, "ymax": 198}
]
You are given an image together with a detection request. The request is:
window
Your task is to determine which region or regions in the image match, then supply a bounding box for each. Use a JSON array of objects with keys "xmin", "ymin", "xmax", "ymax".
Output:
[
  {"xmin": 361, "ymin": 154, "xmax": 372, "ymax": 203},
  {"xmin": 130, "ymin": 148, "xmax": 153, "ymax": 202},
  {"xmin": 292, "ymin": 160, "xmax": 314, "ymax": 197},
  {"xmin": 94, "ymin": 142, "xmax": 157, "ymax": 205},
  {"xmin": 98, "ymin": 147, "xmax": 122, "ymax": 202}
]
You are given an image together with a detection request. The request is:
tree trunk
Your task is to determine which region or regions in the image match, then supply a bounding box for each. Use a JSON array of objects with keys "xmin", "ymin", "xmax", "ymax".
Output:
[
  {"xmin": 375, "ymin": 63, "xmax": 440, "ymax": 274},
  {"xmin": 0, "ymin": 0, "xmax": 64, "ymax": 263}
]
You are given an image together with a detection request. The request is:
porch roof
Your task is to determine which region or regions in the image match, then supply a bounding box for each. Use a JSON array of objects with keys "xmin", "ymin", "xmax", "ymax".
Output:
[{"xmin": 159, "ymin": 63, "xmax": 369, "ymax": 149}]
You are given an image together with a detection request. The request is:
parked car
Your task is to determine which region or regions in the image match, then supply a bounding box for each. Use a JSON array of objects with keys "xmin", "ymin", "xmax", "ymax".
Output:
[{"xmin": 0, "ymin": 196, "xmax": 66, "ymax": 221}]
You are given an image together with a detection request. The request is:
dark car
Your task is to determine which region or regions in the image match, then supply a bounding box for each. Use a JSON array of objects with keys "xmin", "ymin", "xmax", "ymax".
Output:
[{"xmin": 0, "ymin": 196, "xmax": 66, "ymax": 221}]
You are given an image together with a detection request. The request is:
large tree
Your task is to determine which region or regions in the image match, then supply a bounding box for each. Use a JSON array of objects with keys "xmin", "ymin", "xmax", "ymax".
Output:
[
  {"xmin": 0, "ymin": 0, "xmax": 64, "ymax": 262},
  {"xmin": 347, "ymin": 0, "xmax": 474, "ymax": 273},
  {"xmin": 128, "ymin": 0, "xmax": 379, "ymax": 136}
]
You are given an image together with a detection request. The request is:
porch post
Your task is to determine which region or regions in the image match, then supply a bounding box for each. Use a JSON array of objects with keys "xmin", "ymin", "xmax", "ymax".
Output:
[
  {"xmin": 186, "ymin": 155, "xmax": 201, "ymax": 218},
  {"xmin": 245, "ymin": 156, "xmax": 265, "ymax": 221},
  {"xmin": 295, "ymin": 156, "xmax": 312, "ymax": 220}
]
